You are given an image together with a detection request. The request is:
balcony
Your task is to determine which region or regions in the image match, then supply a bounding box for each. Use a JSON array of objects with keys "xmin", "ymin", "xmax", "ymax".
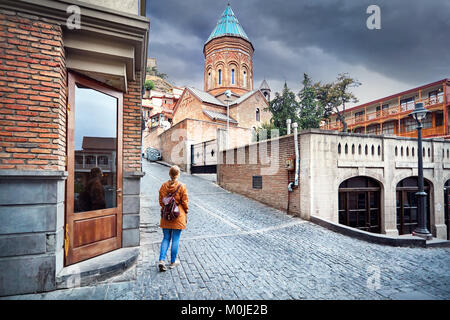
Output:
[
  {"xmin": 398, "ymin": 125, "xmax": 446, "ymax": 138},
  {"xmin": 321, "ymin": 94, "xmax": 446, "ymax": 131}
]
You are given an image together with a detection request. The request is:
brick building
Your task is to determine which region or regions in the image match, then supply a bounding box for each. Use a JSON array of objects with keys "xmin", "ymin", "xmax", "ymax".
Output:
[
  {"xmin": 321, "ymin": 79, "xmax": 450, "ymax": 138},
  {"xmin": 0, "ymin": 0, "xmax": 149, "ymax": 296},
  {"xmin": 152, "ymin": 5, "xmax": 272, "ymax": 168}
]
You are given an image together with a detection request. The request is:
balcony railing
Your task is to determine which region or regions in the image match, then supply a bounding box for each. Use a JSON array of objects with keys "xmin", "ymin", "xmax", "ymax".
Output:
[
  {"xmin": 75, "ymin": 163, "xmax": 113, "ymax": 170},
  {"xmin": 321, "ymin": 95, "xmax": 446, "ymax": 131},
  {"xmin": 397, "ymin": 125, "xmax": 445, "ymax": 138}
]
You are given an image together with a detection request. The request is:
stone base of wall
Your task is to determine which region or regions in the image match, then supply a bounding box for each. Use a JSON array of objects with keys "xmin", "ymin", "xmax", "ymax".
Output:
[
  {"xmin": 0, "ymin": 170, "xmax": 67, "ymax": 297},
  {"xmin": 122, "ymin": 171, "xmax": 145, "ymax": 248}
]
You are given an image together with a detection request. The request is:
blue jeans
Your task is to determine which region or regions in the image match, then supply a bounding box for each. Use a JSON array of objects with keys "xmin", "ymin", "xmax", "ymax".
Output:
[{"xmin": 159, "ymin": 228, "xmax": 182, "ymax": 263}]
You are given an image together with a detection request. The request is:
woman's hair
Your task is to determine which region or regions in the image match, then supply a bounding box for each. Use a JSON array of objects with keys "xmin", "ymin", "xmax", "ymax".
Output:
[
  {"xmin": 90, "ymin": 167, "xmax": 102, "ymax": 178},
  {"xmin": 169, "ymin": 165, "xmax": 180, "ymax": 181}
]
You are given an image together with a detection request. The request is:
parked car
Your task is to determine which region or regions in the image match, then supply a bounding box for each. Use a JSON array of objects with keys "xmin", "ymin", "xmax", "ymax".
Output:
[{"xmin": 145, "ymin": 147, "xmax": 162, "ymax": 161}]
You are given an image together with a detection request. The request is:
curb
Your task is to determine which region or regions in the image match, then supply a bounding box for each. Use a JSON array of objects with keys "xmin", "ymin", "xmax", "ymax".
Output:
[
  {"xmin": 55, "ymin": 247, "xmax": 139, "ymax": 289},
  {"xmin": 310, "ymin": 216, "xmax": 430, "ymax": 248}
]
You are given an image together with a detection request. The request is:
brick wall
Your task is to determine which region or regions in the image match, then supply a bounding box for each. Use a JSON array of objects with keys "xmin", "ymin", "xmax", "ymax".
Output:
[
  {"xmin": 123, "ymin": 71, "xmax": 142, "ymax": 172},
  {"xmin": 0, "ymin": 10, "xmax": 67, "ymax": 171},
  {"xmin": 158, "ymin": 118, "xmax": 188, "ymax": 170},
  {"xmin": 217, "ymin": 134, "xmax": 301, "ymax": 215},
  {"xmin": 158, "ymin": 118, "xmax": 252, "ymax": 171},
  {"xmin": 230, "ymin": 91, "xmax": 271, "ymax": 129}
]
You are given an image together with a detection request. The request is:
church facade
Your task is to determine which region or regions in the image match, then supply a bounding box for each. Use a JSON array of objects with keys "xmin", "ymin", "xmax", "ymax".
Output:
[{"xmin": 154, "ymin": 5, "xmax": 272, "ymax": 167}]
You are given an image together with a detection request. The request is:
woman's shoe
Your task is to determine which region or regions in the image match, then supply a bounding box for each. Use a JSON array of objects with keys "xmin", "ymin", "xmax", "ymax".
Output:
[
  {"xmin": 169, "ymin": 260, "xmax": 180, "ymax": 269},
  {"xmin": 158, "ymin": 261, "xmax": 167, "ymax": 272}
]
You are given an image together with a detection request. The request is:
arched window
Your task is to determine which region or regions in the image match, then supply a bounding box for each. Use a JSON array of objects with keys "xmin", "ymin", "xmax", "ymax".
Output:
[
  {"xmin": 243, "ymin": 70, "xmax": 247, "ymax": 88},
  {"xmin": 208, "ymin": 72, "xmax": 211, "ymax": 89},
  {"xmin": 231, "ymin": 69, "xmax": 235, "ymax": 85},
  {"xmin": 218, "ymin": 69, "xmax": 222, "ymax": 85},
  {"xmin": 256, "ymin": 108, "xmax": 260, "ymax": 121}
]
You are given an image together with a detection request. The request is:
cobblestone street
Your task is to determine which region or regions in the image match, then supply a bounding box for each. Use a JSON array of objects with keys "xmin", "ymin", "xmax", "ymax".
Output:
[{"xmin": 4, "ymin": 161, "xmax": 450, "ymax": 300}]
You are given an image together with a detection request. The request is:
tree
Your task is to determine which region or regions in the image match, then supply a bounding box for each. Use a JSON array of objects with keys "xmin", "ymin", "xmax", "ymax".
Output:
[
  {"xmin": 314, "ymin": 73, "xmax": 361, "ymax": 132},
  {"xmin": 297, "ymin": 73, "xmax": 324, "ymax": 130},
  {"xmin": 146, "ymin": 66, "xmax": 168, "ymax": 80},
  {"xmin": 144, "ymin": 80, "xmax": 155, "ymax": 91},
  {"xmin": 266, "ymin": 82, "xmax": 300, "ymax": 136},
  {"xmin": 255, "ymin": 122, "xmax": 278, "ymax": 141}
]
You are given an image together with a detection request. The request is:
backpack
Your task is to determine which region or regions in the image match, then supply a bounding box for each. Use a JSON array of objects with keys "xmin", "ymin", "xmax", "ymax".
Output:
[{"xmin": 161, "ymin": 184, "xmax": 182, "ymax": 221}]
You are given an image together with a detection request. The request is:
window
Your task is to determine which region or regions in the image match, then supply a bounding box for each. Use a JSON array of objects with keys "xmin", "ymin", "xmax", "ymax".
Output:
[
  {"xmin": 382, "ymin": 121, "xmax": 395, "ymax": 135},
  {"xmin": 256, "ymin": 108, "xmax": 260, "ymax": 121},
  {"xmin": 429, "ymin": 90, "xmax": 437, "ymax": 104},
  {"xmin": 400, "ymin": 97, "xmax": 415, "ymax": 111},
  {"xmin": 231, "ymin": 69, "xmax": 235, "ymax": 85},
  {"xmin": 218, "ymin": 69, "xmax": 222, "ymax": 85},
  {"xmin": 422, "ymin": 112, "xmax": 432, "ymax": 129},
  {"xmin": 243, "ymin": 71, "xmax": 247, "ymax": 88},
  {"xmin": 355, "ymin": 110, "xmax": 365, "ymax": 122},
  {"xmin": 98, "ymin": 155, "xmax": 108, "ymax": 166},
  {"xmin": 208, "ymin": 72, "xmax": 211, "ymax": 89},
  {"xmin": 252, "ymin": 176, "xmax": 262, "ymax": 189},
  {"xmin": 428, "ymin": 90, "xmax": 442, "ymax": 104},
  {"xmin": 436, "ymin": 111, "xmax": 444, "ymax": 127},
  {"xmin": 402, "ymin": 117, "xmax": 416, "ymax": 132},
  {"xmin": 366, "ymin": 124, "xmax": 380, "ymax": 135},
  {"xmin": 376, "ymin": 104, "xmax": 389, "ymax": 117}
]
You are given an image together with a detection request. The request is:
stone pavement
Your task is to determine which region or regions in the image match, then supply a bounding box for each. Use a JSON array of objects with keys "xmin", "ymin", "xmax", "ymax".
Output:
[{"xmin": 3, "ymin": 161, "xmax": 450, "ymax": 300}]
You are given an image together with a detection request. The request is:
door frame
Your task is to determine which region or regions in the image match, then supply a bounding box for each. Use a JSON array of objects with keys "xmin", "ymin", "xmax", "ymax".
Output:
[
  {"xmin": 445, "ymin": 180, "xmax": 450, "ymax": 240},
  {"xmin": 65, "ymin": 71, "xmax": 123, "ymax": 266}
]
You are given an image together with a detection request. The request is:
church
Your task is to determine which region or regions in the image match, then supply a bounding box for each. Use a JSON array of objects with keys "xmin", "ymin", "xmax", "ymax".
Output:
[{"xmin": 154, "ymin": 5, "xmax": 273, "ymax": 169}]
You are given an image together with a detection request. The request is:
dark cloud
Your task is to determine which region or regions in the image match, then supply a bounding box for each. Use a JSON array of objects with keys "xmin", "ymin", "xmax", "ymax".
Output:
[{"xmin": 147, "ymin": 0, "xmax": 450, "ymax": 102}]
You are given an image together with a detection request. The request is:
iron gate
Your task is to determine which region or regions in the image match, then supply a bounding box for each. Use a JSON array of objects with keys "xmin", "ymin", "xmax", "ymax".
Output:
[{"xmin": 191, "ymin": 139, "xmax": 217, "ymax": 174}]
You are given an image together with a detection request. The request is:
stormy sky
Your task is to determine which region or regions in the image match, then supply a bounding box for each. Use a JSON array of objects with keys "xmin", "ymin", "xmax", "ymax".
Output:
[{"xmin": 146, "ymin": 0, "xmax": 450, "ymax": 106}]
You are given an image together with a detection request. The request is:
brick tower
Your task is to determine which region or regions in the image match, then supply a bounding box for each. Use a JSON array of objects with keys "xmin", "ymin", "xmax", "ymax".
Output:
[{"xmin": 203, "ymin": 5, "xmax": 254, "ymax": 96}]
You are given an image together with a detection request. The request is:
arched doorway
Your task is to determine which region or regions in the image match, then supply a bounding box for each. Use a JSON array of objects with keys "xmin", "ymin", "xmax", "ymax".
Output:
[
  {"xmin": 338, "ymin": 176, "xmax": 382, "ymax": 233},
  {"xmin": 396, "ymin": 177, "xmax": 432, "ymax": 235},
  {"xmin": 445, "ymin": 180, "xmax": 450, "ymax": 240}
]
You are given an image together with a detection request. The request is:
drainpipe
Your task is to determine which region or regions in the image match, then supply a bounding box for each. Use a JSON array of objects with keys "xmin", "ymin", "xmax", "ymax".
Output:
[
  {"xmin": 292, "ymin": 122, "xmax": 299, "ymax": 187},
  {"xmin": 286, "ymin": 119, "xmax": 291, "ymax": 135},
  {"xmin": 287, "ymin": 122, "xmax": 299, "ymax": 214}
]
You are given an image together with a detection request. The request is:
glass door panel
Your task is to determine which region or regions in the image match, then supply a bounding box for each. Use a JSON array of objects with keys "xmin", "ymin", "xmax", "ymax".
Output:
[{"xmin": 74, "ymin": 84, "xmax": 118, "ymax": 213}]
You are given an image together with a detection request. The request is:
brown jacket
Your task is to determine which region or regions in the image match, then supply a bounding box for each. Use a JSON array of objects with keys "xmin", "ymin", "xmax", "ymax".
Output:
[
  {"xmin": 86, "ymin": 177, "xmax": 105, "ymax": 210},
  {"xmin": 159, "ymin": 180, "xmax": 188, "ymax": 230}
]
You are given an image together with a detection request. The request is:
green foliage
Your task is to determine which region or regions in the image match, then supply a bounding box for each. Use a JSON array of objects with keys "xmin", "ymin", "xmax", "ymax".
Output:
[
  {"xmin": 266, "ymin": 82, "xmax": 300, "ymax": 136},
  {"xmin": 146, "ymin": 66, "xmax": 168, "ymax": 80},
  {"xmin": 314, "ymin": 73, "xmax": 361, "ymax": 132},
  {"xmin": 255, "ymin": 122, "xmax": 278, "ymax": 141},
  {"xmin": 144, "ymin": 80, "xmax": 155, "ymax": 91},
  {"xmin": 297, "ymin": 73, "xmax": 324, "ymax": 130}
]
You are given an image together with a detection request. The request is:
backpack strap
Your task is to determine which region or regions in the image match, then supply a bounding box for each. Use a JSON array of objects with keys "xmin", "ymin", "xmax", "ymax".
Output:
[
  {"xmin": 167, "ymin": 183, "xmax": 182, "ymax": 197},
  {"xmin": 173, "ymin": 183, "xmax": 182, "ymax": 196}
]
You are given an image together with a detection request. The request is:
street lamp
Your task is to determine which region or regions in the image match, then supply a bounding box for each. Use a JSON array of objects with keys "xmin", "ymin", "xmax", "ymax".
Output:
[
  {"xmin": 410, "ymin": 102, "xmax": 432, "ymax": 240},
  {"xmin": 224, "ymin": 90, "xmax": 232, "ymax": 149}
]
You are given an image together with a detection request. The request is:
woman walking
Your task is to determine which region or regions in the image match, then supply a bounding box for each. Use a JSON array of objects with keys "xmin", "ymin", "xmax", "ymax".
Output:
[{"xmin": 158, "ymin": 165, "xmax": 188, "ymax": 271}]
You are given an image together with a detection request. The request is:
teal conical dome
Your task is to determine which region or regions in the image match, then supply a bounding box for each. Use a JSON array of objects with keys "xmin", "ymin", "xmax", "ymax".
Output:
[{"xmin": 206, "ymin": 5, "xmax": 249, "ymax": 43}]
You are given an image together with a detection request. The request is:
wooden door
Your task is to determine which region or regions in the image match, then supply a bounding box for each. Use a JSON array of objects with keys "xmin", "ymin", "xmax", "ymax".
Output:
[{"xmin": 65, "ymin": 72, "xmax": 123, "ymax": 266}]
